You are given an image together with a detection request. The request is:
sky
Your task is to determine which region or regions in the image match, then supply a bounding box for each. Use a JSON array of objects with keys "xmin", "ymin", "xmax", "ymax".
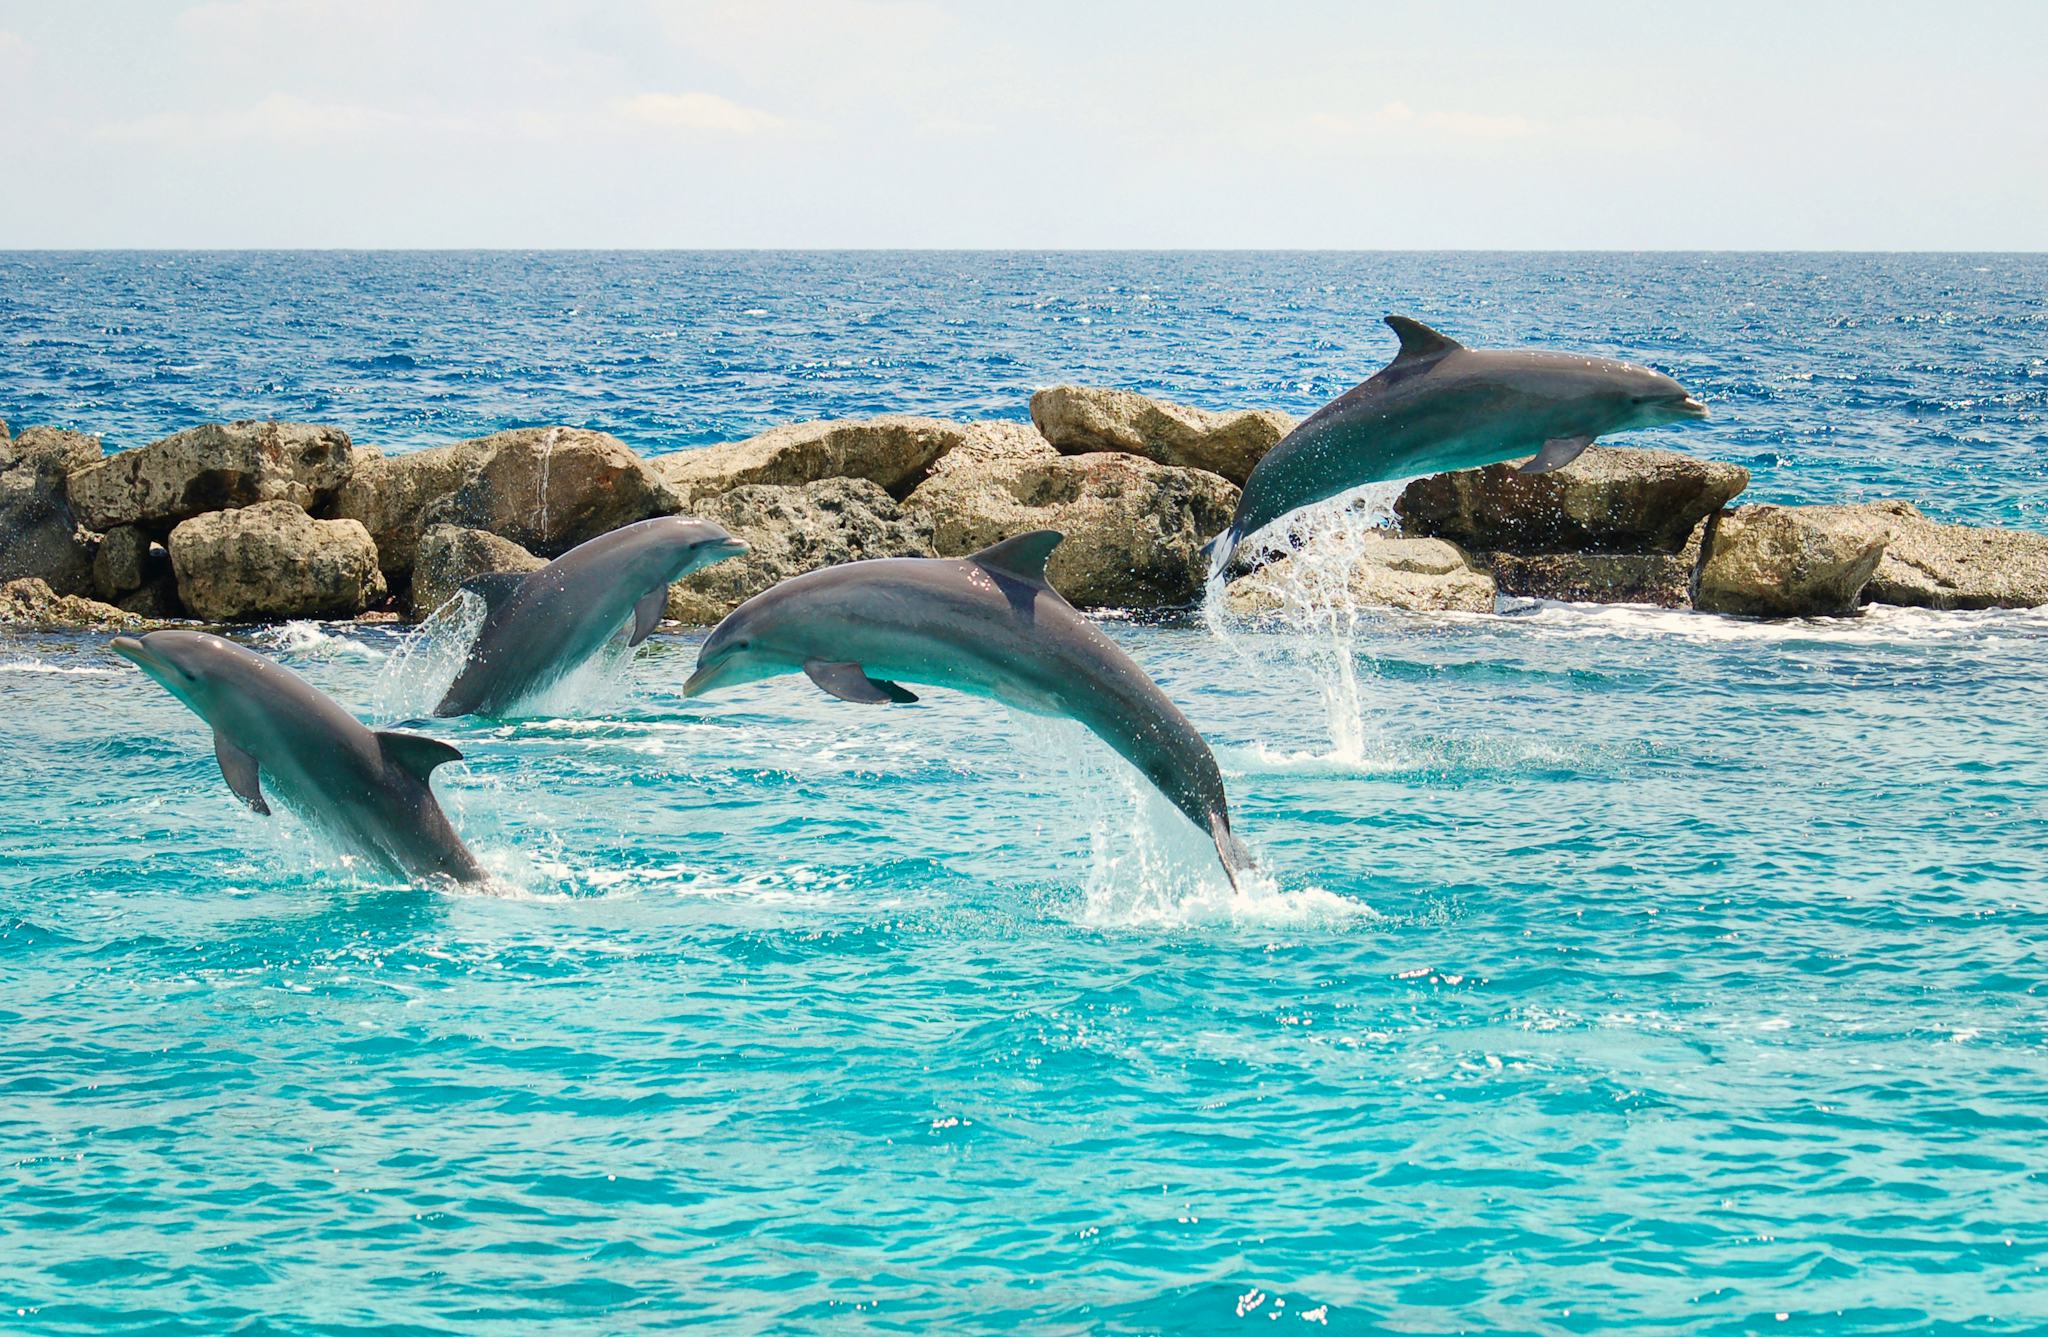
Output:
[{"xmin": 1, "ymin": 0, "xmax": 2043, "ymax": 249}]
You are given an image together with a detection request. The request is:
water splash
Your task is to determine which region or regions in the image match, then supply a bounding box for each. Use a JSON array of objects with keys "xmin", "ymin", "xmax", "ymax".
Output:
[{"xmin": 371, "ymin": 593, "xmax": 487, "ymax": 722}]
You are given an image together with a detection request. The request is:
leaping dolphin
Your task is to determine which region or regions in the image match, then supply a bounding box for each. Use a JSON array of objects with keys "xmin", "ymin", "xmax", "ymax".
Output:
[
  {"xmin": 1210, "ymin": 316, "xmax": 1709, "ymax": 567},
  {"xmin": 111, "ymin": 630, "xmax": 486, "ymax": 885},
  {"xmin": 433, "ymin": 516, "xmax": 748, "ymax": 718},
  {"xmin": 682, "ymin": 531, "xmax": 1255, "ymax": 888}
]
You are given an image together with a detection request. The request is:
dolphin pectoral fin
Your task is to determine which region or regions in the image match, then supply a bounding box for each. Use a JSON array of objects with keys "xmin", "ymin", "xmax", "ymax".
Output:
[
  {"xmin": 214, "ymin": 733, "xmax": 270, "ymax": 816},
  {"xmin": 627, "ymin": 589, "xmax": 667, "ymax": 647},
  {"xmin": 802, "ymin": 659, "xmax": 919, "ymax": 705},
  {"xmin": 460, "ymin": 572, "xmax": 529, "ymax": 612},
  {"xmin": 968, "ymin": 530, "xmax": 1063, "ymax": 585},
  {"xmin": 1519, "ymin": 435, "xmax": 1594, "ymax": 475},
  {"xmin": 1384, "ymin": 315, "xmax": 1464, "ymax": 362},
  {"xmin": 374, "ymin": 731, "xmax": 464, "ymax": 782}
]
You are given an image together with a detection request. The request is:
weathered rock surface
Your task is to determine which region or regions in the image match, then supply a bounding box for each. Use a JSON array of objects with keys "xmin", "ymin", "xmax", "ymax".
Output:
[
  {"xmin": 666, "ymin": 478, "xmax": 937, "ymax": 624},
  {"xmin": 1029, "ymin": 386, "xmax": 1294, "ymax": 485},
  {"xmin": 66, "ymin": 420, "xmax": 354, "ymax": 535},
  {"xmin": 1854, "ymin": 500, "xmax": 2048, "ymax": 610},
  {"xmin": 92, "ymin": 524, "xmax": 154, "ymax": 601},
  {"xmin": 169, "ymin": 501, "xmax": 387, "ymax": 622},
  {"xmin": 904, "ymin": 425, "xmax": 1238, "ymax": 608},
  {"xmin": 0, "ymin": 578, "xmax": 149, "ymax": 632},
  {"xmin": 0, "ymin": 426, "xmax": 103, "ymax": 596},
  {"xmin": 1398, "ymin": 446, "xmax": 1749, "ymax": 555},
  {"xmin": 410, "ymin": 525, "xmax": 546, "ymax": 617},
  {"xmin": 1490, "ymin": 552, "xmax": 1694, "ymax": 608},
  {"xmin": 1226, "ymin": 531, "xmax": 1496, "ymax": 616},
  {"xmin": 655, "ymin": 416, "xmax": 975, "ymax": 506},
  {"xmin": 1692, "ymin": 504, "xmax": 1891, "ymax": 617},
  {"xmin": 331, "ymin": 427, "xmax": 677, "ymax": 582}
]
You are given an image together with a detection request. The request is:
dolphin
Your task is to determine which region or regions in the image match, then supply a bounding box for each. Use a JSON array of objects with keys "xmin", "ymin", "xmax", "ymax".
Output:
[
  {"xmin": 1210, "ymin": 315, "xmax": 1710, "ymax": 566},
  {"xmin": 111, "ymin": 630, "xmax": 486, "ymax": 885},
  {"xmin": 433, "ymin": 515, "xmax": 749, "ymax": 718},
  {"xmin": 682, "ymin": 531, "xmax": 1255, "ymax": 888}
]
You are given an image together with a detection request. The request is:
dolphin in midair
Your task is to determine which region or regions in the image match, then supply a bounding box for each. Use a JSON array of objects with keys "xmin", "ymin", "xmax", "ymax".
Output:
[
  {"xmin": 433, "ymin": 516, "xmax": 749, "ymax": 718},
  {"xmin": 111, "ymin": 630, "xmax": 486, "ymax": 885},
  {"xmin": 683, "ymin": 531, "xmax": 1255, "ymax": 888},
  {"xmin": 1210, "ymin": 316, "xmax": 1710, "ymax": 566}
]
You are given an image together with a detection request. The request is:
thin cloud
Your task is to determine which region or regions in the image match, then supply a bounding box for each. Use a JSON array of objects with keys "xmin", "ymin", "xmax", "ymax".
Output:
[
  {"xmin": 611, "ymin": 91, "xmax": 801, "ymax": 137},
  {"xmin": 93, "ymin": 94, "xmax": 435, "ymax": 144}
]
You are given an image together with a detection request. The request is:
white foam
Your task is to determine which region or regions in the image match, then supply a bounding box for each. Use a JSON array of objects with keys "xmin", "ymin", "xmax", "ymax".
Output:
[{"xmin": 0, "ymin": 659, "xmax": 116, "ymax": 675}]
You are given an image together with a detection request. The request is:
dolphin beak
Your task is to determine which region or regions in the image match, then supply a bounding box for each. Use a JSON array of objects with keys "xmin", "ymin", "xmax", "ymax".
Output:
[
  {"xmin": 110, "ymin": 634, "xmax": 148, "ymax": 666},
  {"xmin": 1678, "ymin": 395, "xmax": 1709, "ymax": 418},
  {"xmin": 713, "ymin": 539, "xmax": 750, "ymax": 561},
  {"xmin": 683, "ymin": 660, "xmax": 720, "ymax": 697}
]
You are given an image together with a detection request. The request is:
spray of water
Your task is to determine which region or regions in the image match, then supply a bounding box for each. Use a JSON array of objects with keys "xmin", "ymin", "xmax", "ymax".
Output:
[{"xmin": 372, "ymin": 591, "xmax": 642, "ymax": 724}]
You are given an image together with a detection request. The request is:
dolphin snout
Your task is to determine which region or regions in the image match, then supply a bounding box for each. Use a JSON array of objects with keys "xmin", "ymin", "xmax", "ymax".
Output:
[
  {"xmin": 682, "ymin": 662, "xmax": 719, "ymax": 697},
  {"xmin": 1677, "ymin": 395, "xmax": 1709, "ymax": 418},
  {"xmin": 110, "ymin": 634, "xmax": 148, "ymax": 664}
]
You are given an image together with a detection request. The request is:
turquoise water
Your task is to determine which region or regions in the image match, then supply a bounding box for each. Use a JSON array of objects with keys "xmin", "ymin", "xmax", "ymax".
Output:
[{"xmin": 5, "ymin": 254, "xmax": 2048, "ymax": 1332}]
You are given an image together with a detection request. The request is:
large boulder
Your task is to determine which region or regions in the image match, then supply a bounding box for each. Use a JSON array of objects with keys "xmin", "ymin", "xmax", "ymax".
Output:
[
  {"xmin": 0, "ymin": 578, "xmax": 149, "ymax": 632},
  {"xmin": 904, "ymin": 424, "xmax": 1238, "ymax": 608},
  {"xmin": 1226, "ymin": 531, "xmax": 1495, "ymax": 616},
  {"xmin": 1692, "ymin": 504, "xmax": 1891, "ymax": 617},
  {"xmin": 1490, "ymin": 552, "xmax": 1694, "ymax": 608},
  {"xmin": 1855, "ymin": 501, "xmax": 2048, "ymax": 610},
  {"xmin": 66, "ymin": 420, "xmax": 354, "ymax": 535},
  {"xmin": 0, "ymin": 426, "xmax": 103, "ymax": 596},
  {"xmin": 1029, "ymin": 386, "xmax": 1294, "ymax": 485},
  {"xmin": 410, "ymin": 525, "xmax": 546, "ymax": 617},
  {"xmin": 1397, "ymin": 445, "xmax": 1749, "ymax": 555},
  {"xmin": 666, "ymin": 478, "xmax": 936, "ymax": 624},
  {"xmin": 655, "ymin": 416, "xmax": 974, "ymax": 506},
  {"xmin": 329, "ymin": 427, "xmax": 678, "ymax": 583},
  {"xmin": 169, "ymin": 501, "xmax": 387, "ymax": 622}
]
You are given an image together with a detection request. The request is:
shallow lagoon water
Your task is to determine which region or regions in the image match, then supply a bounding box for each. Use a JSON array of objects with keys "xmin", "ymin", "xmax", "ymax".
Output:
[{"xmin": 4, "ymin": 253, "xmax": 2048, "ymax": 1332}]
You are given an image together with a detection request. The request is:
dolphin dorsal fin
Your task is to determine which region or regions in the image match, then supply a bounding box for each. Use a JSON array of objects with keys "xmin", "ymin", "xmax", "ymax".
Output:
[
  {"xmin": 1384, "ymin": 315, "xmax": 1463, "ymax": 362},
  {"xmin": 460, "ymin": 572, "xmax": 528, "ymax": 612},
  {"xmin": 969, "ymin": 530, "xmax": 1063, "ymax": 584},
  {"xmin": 375, "ymin": 730, "xmax": 463, "ymax": 781}
]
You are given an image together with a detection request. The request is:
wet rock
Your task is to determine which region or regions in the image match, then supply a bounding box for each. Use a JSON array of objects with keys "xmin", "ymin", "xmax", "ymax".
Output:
[
  {"xmin": 410, "ymin": 525, "xmax": 546, "ymax": 617},
  {"xmin": 92, "ymin": 524, "xmax": 155, "ymax": 600},
  {"xmin": 1029, "ymin": 386, "xmax": 1294, "ymax": 485},
  {"xmin": 904, "ymin": 425, "xmax": 1238, "ymax": 608},
  {"xmin": 0, "ymin": 578, "xmax": 149, "ymax": 632},
  {"xmin": 655, "ymin": 416, "xmax": 976, "ymax": 506},
  {"xmin": 1397, "ymin": 445, "xmax": 1749, "ymax": 554},
  {"xmin": 0, "ymin": 427, "xmax": 103, "ymax": 597},
  {"xmin": 66, "ymin": 420, "xmax": 354, "ymax": 535},
  {"xmin": 168, "ymin": 501, "xmax": 387, "ymax": 622},
  {"xmin": 1490, "ymin": 552, "xmax": 1694, "ymax": 608},
  {"xmin": 1692, "ymin": 504, "xmax": 1891, "ymax": 617},
  {"xmin": 666, "ymin": 478, "xmax": 936, "ymax": 624},
  {"xmin": 1856, "ymin": 500, "xmax": 2048, "ymax": 610},
  {"xmin": 1226, "ymin": 531, "xmax": 1495, "ymax": 616}
]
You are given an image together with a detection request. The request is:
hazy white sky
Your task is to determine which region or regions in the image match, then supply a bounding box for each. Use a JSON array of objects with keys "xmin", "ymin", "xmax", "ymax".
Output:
[{"xmin": 1, "ymin": 0, "xmax": 2042, "ymax": 248}]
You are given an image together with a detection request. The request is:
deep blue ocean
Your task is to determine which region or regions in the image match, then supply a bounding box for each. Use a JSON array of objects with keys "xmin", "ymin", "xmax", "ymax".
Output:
[{"xmin": 3, "ymin": 253, "xmax": 2047, "ymax": 1333}]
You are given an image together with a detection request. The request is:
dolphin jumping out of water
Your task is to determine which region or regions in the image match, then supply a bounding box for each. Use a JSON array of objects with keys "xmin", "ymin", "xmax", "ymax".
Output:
[
  {"xmin": 112, "ymin": 630, "xmax": 486, "ymax": 884},
  {"xmin": 1209, "ymin": 316, "xmax": 1710, "ymax": 567},
  {"xmin": 682, "ymin": 531, "xmax": 1255, "ymax": 888},
  {"xmin": 433, "ymin": 516, "xmax": 749, "ymax": 718}
]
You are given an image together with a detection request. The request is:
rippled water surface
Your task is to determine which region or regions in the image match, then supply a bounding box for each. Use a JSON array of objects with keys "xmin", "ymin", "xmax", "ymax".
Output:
[{"xmin": 4, "ymin": 254, "xmax": 2048, "ymax": 1333}]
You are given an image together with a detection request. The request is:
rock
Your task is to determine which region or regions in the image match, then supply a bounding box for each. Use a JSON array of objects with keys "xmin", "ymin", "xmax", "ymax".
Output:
[
  {"xmin": 168, "ymin": 501, "xmax": 387, "ymax": 622},
  {"xmin": 410, "ymin": 525, "xmax": 546, "ymax": 617},
  {"xmin": 1226, "ymin": 531, "xmax": 1495, "ymax": 615},
  {"xmin": 666, "ymin": 478, "xmax": 937, "ymax": 624},
  {"xmin": 1490, "ymin": 552, "xmax": 1693, "ymax": 608},
  {"xmin": 1692, "ymin": 504, "xmax": 1891, "ymax": 617},
  {"xmin": 116, "ymin": 574, "xmax": 184, "ymax": 620},
  {"xmin": 1397, "ymin": 445, "xmax": 1749, "ymax": 555},
  {"xmin": 0, "ymin": 427, "xmax": 103, "ymax": 597},
  {"xmin": 92, "ymin": 524, "xmax": 155, "ymax": 600},
  {"xmin": 1029, "ymin": 386, "xmax": 1294, "ymax": 485},
  {"xmin": 904, "ymin": 426, "xmax": 1238, "ymax": 608},
  {"xmin": 330, "ymin": 427, "xmax": 678, "ymax": 583},
  {"xmin": 0, "ymin": 578, "xmax": 148, "ymax": 632},
  {"xmin": 655, "ymin": 416, "xmax": 978, "ymax": 506},
  {"xmin": 66, "ymin": 420, "xmax": 355, "ymax": 535},
  {"xmin": 1854, "ymin": 500, "xmax": 2048, "ymax": 610}
]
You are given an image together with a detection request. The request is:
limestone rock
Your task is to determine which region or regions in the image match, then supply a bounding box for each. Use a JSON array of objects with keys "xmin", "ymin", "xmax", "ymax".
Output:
[
  {"xmin": 1397, "ymin": 445, "xmax": 1749, "ymax": 555},
  {"xmin": 666, "ymin": 478, "xmax": 936, "ymax": 624},
  {"xmin": 655, "ymin": 416, "xmax": 977, "ymax": 506},
  {"xmin": 0, "ymin": 427, "xmax": 103, "ymax": 596},
  {"xmin": 92, "ymin": 524, "xmax": 154, "ymax": 600},
  {"xmin": 1226, "ymin": 531, "xmax": 1495, "ymax": 616},
  {"xmin": 1692, "ymin": 504, "xmax": 1891, "ymax": 617},
  {"xmin": 0, "ymin": 578, "xmax": 148, "ymax": 632},
  {"xmin": 904, "ymin": 427, "xmax": 1238, "ymax": 608},
  {"xmin": 66, "ymin": 420, "xmax": 354, "ymax": 535},
  {"xmin": 169, "ymin": 501, "xmax": 387, "ymax": 622},
  {"xmin": 1490, "ymin": 552, "xmax": 1694, "ymax": 608},
  {"xmin": 410, "ymin": 525, "xmax": 546, "ymax": 618},
  {"xmin": 1855, "ymin": 501, "xmax": 2048, "ymax": 610},
  {"xmin": 1029, "ymin": 386, "xmax": 1294, "ymax": 485}
]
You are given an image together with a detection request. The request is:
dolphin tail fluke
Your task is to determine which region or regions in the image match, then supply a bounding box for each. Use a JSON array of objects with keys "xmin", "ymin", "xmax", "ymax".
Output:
[
  {"xmin": 1210, "ymin": 812, "xmax": 1255, "ymax": 893},
  {"xmin": 1201, "ymin": 528, "xmax": 1239, "ymax": 580}
]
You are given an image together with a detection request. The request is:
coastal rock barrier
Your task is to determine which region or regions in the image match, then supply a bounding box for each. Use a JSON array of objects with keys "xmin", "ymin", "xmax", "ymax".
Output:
[{"xmin": 3, "ymin": 394, "xmax": 2046, "ymax": 631}]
